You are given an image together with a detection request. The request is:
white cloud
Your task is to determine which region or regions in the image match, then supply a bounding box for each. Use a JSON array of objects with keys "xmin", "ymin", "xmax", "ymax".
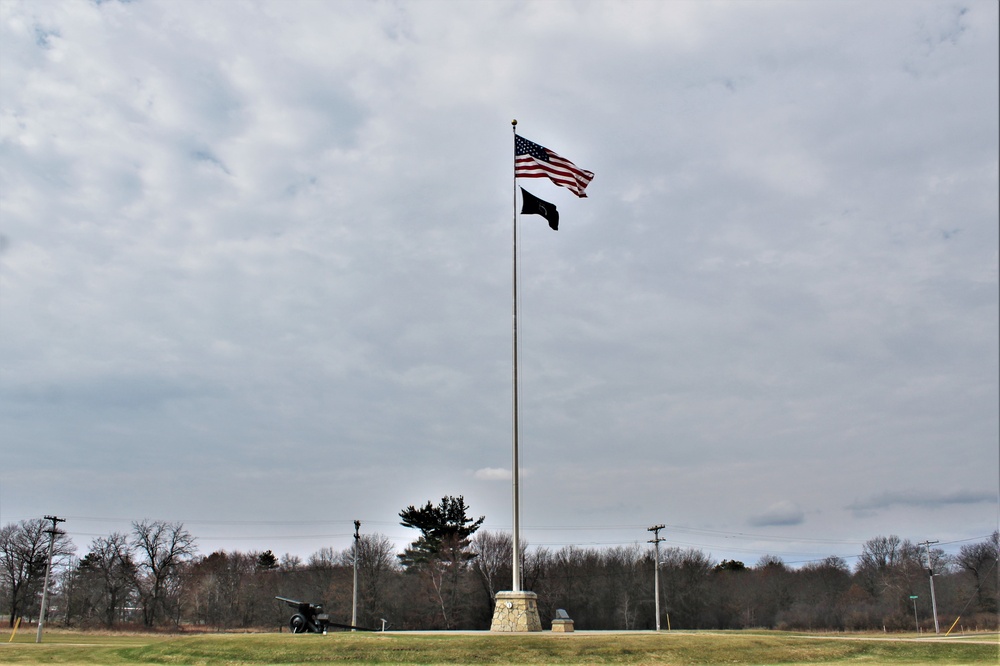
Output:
[{"xmin": 474, "ymin": 468, "xmax": 511, "ymax": 482}]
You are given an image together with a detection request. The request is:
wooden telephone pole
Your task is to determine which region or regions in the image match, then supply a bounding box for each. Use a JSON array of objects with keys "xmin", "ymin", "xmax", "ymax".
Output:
[
  {"xmin": 36, "ymin": 515, "xmax": 65, "ymax": 643},
  {"xmin": 918, "ymin": 539, "xmax": 940, "ymax": 634},
  {"xmin": 648, "ymin": 524, "xmax": 666, "ymax": 631}
]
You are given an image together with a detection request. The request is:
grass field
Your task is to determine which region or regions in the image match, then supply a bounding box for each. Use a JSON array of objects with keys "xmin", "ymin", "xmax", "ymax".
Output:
[{"xmin": 1, "ymin": 629, "xmax": 997, "ymax": 665}]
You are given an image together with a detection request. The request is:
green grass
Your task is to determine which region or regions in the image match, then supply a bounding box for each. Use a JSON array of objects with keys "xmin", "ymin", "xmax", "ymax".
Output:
[{"xmin": 1, "ymin": 630, "xmax": 997, "ymax": 665}]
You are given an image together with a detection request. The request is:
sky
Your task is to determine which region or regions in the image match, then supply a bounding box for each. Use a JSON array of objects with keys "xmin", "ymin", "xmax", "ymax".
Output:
[{"xmin": 1, "ymin": 0, "xmax": 997, "ymax": 572}]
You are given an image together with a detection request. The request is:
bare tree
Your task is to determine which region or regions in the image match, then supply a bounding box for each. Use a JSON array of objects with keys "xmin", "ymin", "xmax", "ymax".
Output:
[
  {"xmin": 129, "ymin": 520, "xmax": 196, "ymax": 627},
  {"xmin": 471, "ymin": 531, "xmax": 512, "ymax": 605},
  {"xmin": 70, "ymin": 533, "xmax": 136, "ymax": 627},
  {"xmin": 309, "ymin": 547, "xmax": 338, "ymax": 569},
  {"xmin": 606, "ymin": 544, "xmax": 647, "ymax": 630},
  {"xmin": 470, "ymin": 531, "xmax": 545, "ymax": 625},
  {"xmin": 854, "ymin": 535, "xmax": 925, "ymax": 628},
  {"xmin": 855, "ymin": 535, "xmax": 921, "ymax": 596},
  {"xmin": 187, "ymin": 550, "xmax": 266, "ymax": 629},
  {"xmin": 306, "ymin": 547, "xmax": 342, "ymax": 604},
  {"xmin": 348, "ymin": 533, "xmax": 399, "ymax": 629},
  {"xmin": 957, "ymin": 531, "xmax": 999, "ymax": 614},
  {"xmin": 749, "ymin": 555, "xmax": 792, "ymax": 628},
  {"xmin": 246, "ymin": 550, "xmax": 282, "ymax": 627},
  {"xmin": 660, "ymin": 547, "xmax": 714, "ymax": 628},
  {"xmin": 0, "ymin": 519, "xmax": 74, "ymax": 627},
  {"xmin": 779, "ymin": 556, "xmax": 851, "ymax": 630}
]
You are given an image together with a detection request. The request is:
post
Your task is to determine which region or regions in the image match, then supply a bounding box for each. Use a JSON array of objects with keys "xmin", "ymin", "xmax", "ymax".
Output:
[
  {"xmin": 909, "ymin": 595, "xmax": 919, "ymax": 633},
  {"xmin": 920, "ymin": 540, "xmax": 940, "ymax": 634},
  {"xmin": 648, "ymin": 524, "xmax": 665, "ymax": 631},
  {"xmin": 510, "ymin": 118, "xmax": 521, "ymax": 593},
  {"xmin": 35, "ymin": 516, "xmax": 65, "ymax": 643},
  {"xmin": 352, "ymin": 520, "xmax": 361, "ymax": 630}
]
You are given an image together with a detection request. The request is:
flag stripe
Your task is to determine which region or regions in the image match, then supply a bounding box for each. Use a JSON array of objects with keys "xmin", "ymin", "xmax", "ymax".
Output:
[{"xmin": 514, "ymin": 135, "xmax": 594, "ymax": 198}]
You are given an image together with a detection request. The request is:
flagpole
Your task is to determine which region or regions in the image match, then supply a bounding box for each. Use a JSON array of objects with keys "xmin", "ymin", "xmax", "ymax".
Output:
[
  {"xmin": 510, "ymin": 118, "xmax": 522, "ymax": 593},
  {"xmin": 491, "ymin": 121, "xmax": 543, "ymax": 631},
  {"xmin": 495, "ymin": 123, "xmax": 587, "ymax": 632}
]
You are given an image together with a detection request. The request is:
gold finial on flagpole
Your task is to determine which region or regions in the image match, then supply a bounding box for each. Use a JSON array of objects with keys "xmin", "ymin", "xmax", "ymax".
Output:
[{"xmin": 512, "ymin": 119, "xmax": 517, "ymax": 128}]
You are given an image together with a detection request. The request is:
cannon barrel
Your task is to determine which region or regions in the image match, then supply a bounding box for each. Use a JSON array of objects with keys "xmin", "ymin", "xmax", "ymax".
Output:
[
  {"xmin": 276, "ymin": 596, "xmax": 323, "ymax": 611},
  {"xmin": 275, "ymin": 596, "xmax": 305, "ymax": 608}
]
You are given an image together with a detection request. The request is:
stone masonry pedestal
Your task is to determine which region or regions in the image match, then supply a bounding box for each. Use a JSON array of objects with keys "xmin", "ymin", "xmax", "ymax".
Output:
[{"xmin": 490, "ymin": 591, "xmax": 543, "ymax": 632}]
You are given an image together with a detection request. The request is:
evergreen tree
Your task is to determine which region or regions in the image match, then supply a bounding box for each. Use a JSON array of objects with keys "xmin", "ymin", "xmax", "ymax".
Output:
[
  {"xmin": 398, "ymin": 496, "xmax": 485, "ymax": 568},
  {"xmin": 398, "ymin": 496, "xmax": 485, "ymax": 628}
]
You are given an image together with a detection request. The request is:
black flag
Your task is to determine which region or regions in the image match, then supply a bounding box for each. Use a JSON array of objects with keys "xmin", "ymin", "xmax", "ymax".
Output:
[{"xmin": 520, "ymin": 187, "xmax": 559, "ymax": 230}]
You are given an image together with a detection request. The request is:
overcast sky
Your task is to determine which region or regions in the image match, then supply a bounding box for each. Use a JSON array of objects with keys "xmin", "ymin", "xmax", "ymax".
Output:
[{"xmin": 1, "ymin": 0, "xmax": 997, "ymax": 570}]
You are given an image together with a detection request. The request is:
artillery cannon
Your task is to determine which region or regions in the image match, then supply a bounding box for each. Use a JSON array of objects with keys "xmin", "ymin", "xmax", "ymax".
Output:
[
  {"xmin": 275, "ymin": 596, "xmax": 329, "ymax": 633},
  {"xmin": 275, "ymin": 596, "xmax": 375, "ymax": 633}
]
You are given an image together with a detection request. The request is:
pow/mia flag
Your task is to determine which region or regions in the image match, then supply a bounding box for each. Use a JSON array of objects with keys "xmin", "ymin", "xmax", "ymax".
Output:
[{"xmin": 519, "ymin": 187, "xmax": 559, "ymax": 231}]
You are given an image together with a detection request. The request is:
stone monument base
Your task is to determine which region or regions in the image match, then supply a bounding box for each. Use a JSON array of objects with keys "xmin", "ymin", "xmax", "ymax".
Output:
[
  {"xmin": 551, "ymin": 608, "xmax": 574, "ymax": 632},
  {"xmin": 490, "ymin": 591, "xmax": 543, "ymax": 632},
  {"xmin": 551, "ymin": 618, "xmax": 574, "ymax": 632}
]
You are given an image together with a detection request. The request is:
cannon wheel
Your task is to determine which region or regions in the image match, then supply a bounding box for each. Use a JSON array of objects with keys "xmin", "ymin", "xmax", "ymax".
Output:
[{"xmin": 289, "ymin": 613, "xmax": 308, "ymax": 633}]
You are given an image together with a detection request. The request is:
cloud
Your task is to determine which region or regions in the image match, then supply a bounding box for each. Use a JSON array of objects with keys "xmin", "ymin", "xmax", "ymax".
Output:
[
  {"xmin": 474, "ymin": 468, "xmax": 511, "ymax": 482},
  {"xmin": 0, "ymin": 375, "xmax": 206, "ymax": 411},
  {"xmin": 748, "ymin": 501, "xmax": 805, "ymax": 527},
  {"xmin": 847, "ymin": 490, "xmax": 996, "ymax": 515}
]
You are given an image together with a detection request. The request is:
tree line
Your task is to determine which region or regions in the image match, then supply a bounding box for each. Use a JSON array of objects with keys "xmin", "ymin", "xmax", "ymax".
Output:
[{"xmin": 2, "ymin": 501, "xmax": 997, "ymax": 632}]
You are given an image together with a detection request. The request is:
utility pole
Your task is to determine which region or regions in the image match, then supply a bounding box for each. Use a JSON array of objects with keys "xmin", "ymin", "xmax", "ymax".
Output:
[
  {"xmin": 647, "ymin": 524, "xmax": 665, "ymax": 631},
  {"xmin": 919, "ymin": 540, "xmax": 940, "ymax": 634},
  {"xmin": 352, "ymin": 520, "xmax": 361, "ymax": 631},
  {"xmin": 36, "ymin": 515, "xmax": 65, "ymax": 643}
]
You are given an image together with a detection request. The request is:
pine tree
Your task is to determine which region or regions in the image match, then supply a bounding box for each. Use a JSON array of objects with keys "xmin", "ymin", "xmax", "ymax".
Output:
[{"xmin": 398, "ymin": 496, "xmax": 485, "ymax": 568}]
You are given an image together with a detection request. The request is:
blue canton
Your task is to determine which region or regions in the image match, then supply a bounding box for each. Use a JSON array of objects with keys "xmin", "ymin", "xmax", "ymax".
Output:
[{"xmin": 515, "ymin": 135, "xmax": 549, "ymax": 162}]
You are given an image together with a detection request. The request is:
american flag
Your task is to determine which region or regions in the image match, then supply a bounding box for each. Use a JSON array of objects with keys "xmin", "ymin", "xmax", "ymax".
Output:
[{"xmin": 515, "ymin": 135, "xmax": 594, "ymax": 198}]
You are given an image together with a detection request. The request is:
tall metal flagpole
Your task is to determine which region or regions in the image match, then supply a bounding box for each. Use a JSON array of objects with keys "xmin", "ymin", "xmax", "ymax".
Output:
[
  {"xmin": 491, "ymin": 120, "xmax": 542, "ymax": 631},
  {"xmin": 510, "ymin": 118, "xmax": 521, "ymax": 593}
]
